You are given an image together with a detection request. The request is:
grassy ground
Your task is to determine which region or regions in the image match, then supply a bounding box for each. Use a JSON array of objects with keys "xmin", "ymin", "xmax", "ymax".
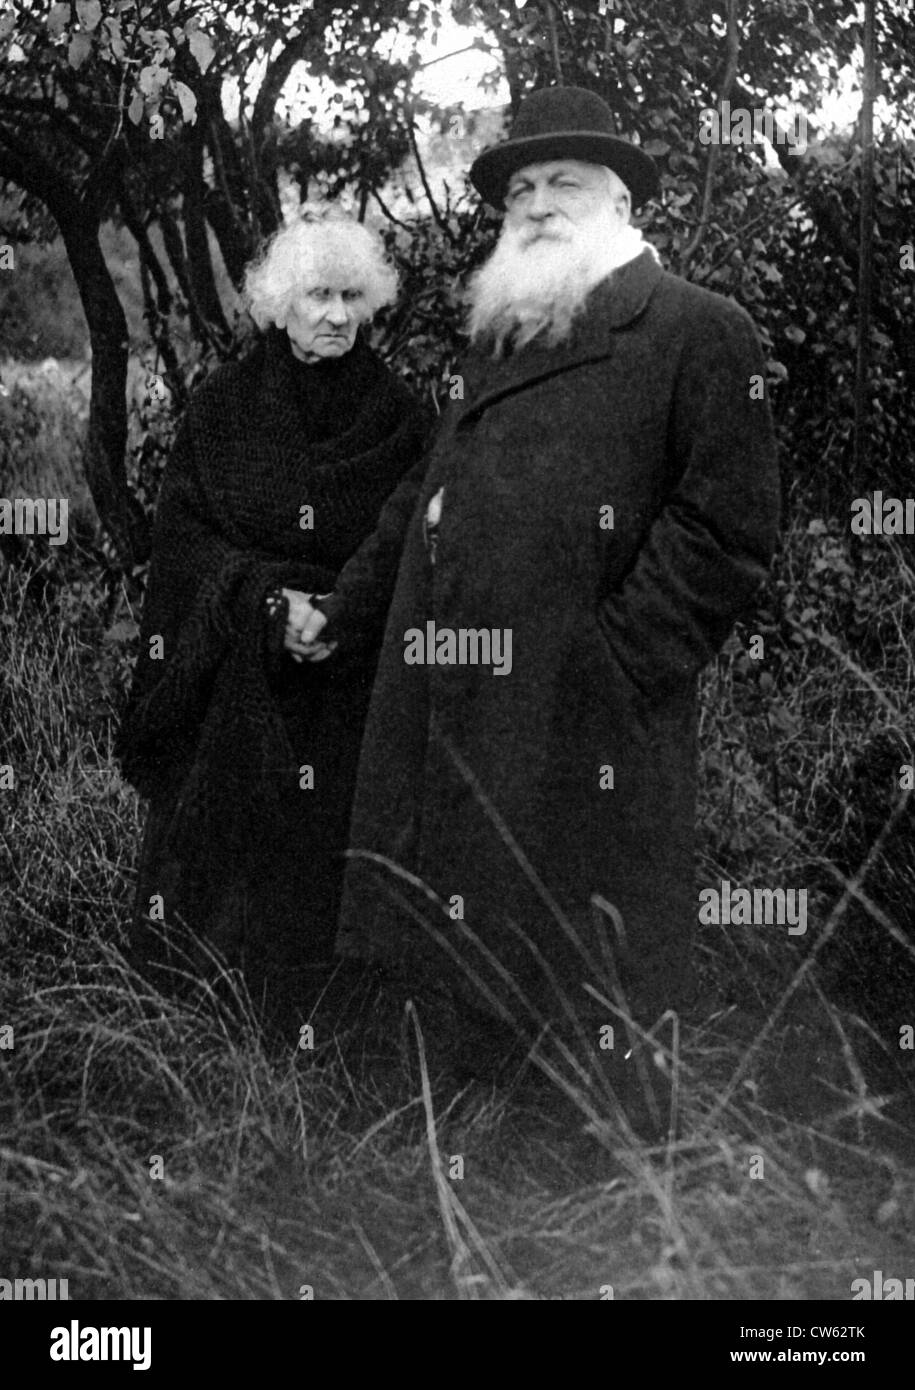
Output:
[{"xmin": 1, "ymin": 367, "xmax": 914, "ymax": 1300}]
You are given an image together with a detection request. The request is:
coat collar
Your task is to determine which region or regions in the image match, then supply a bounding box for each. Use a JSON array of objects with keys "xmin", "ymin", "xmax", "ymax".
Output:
[{"xmin": 454, "ymin": 247, "xmax": 664, "ymax": 429}]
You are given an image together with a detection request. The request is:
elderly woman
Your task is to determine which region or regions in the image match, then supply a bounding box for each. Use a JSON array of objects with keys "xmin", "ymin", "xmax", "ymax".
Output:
[{"xmin": 117, "ymin": 213, "xmax": 429, "ymax": 1029}]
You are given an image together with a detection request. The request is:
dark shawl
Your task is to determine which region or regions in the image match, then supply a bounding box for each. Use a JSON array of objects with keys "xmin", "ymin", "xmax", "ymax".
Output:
[{"xmin": 116, "ymin": 327, "xmax": 429, "ymax": 878}]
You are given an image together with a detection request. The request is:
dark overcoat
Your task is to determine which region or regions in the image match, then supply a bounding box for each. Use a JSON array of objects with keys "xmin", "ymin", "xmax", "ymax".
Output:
[{"xmin": 333, "ymin": 248, "xmax": 780, "ymax": 1023}]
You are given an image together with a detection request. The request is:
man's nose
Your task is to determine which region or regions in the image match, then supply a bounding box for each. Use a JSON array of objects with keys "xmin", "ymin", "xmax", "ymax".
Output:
[{"xmin": 526, "ymin": 184, "xmax": 556, "ymax": 219}]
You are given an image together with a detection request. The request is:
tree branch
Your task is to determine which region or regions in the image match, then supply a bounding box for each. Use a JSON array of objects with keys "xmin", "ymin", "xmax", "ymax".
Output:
[
  {"xmin": 545, "ymin": 0, "xmax": 564, "ymax": 85},
  {"xmin": 371, "ymin": 185, "xmax": 413, "ymax": 233},
  {"xmin": 0, "ymin": 94, "xmax": 99, "ymax": 162},
  {"xmin": 157, "ymin": 202, "xmax": 208, "ymax": 346},
  {"xmin": 251, "ymin": 30, "xmax": 314, "ymax": 155},
  {"xmin": 854, "ymin": 0, "xmax": 877, "ymax": 471},
  {"xmin": 680, "ymin": 0, "xmax": 740, "ymax": 271},
  {"xmin": 119, "ymin": 179, "xmax": 188, "ymax": 411},
  {"xmin": 180, "ymin": 120, "xmax": 231, "ymax": 344},
  {"xmin": 203, "ymin": 106, "xmax": 253, "ymax": 286},
  {"xmin": 405, "ymin": 102, "xmax": 452, "ymax": 240}
]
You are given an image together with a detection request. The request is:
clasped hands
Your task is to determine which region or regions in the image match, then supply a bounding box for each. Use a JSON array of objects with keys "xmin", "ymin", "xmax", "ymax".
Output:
[{"xmin": 282, "ymin": 587, "xmax": 337, "ymax": 664}]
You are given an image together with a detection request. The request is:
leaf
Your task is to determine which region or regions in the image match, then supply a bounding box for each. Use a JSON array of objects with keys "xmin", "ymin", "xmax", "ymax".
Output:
[
  {"xmin": 138, "ymin": 63, "xmax": 168, "ymax": 97},
  {"xmin": 127, "ymin": 90, "xmax": 145, "ymax": 125},
  {"xmin": 104, "ymin": 17, "xmax": 126, "ymax": 61},
  {"xmin": 173, "ymin": 80, "xmax": 197, "ymax": 125},
  {"xmin": 784, "ymin": 325, "xmax": 806, "ymax": 345},
  {"xmin": 48, "ymin": 3, "xmax": 70, "ymax": 39},
  {"xmin": 642, "ymin": 139, "xmax": 670, "ymax": 156},
  {"xmin": 68, "ymin": 30, "xmax": 93, "ymax": 68},
  {"xmin": 187, "ymin": 26, "xmax": 215, "ymax": 73},
  {"xmin": 0, "ymin": 10, "xmax": 15, "ymax": 39},
  {"xmin": 76, "ymin": 0, "xmax": 102, "ymax": 32}
]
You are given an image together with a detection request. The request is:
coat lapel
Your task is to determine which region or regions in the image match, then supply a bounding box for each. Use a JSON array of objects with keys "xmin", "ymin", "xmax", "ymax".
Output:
[{"xmin": 454, "ymin": 248, "xmax": 664, "ymax": 430}]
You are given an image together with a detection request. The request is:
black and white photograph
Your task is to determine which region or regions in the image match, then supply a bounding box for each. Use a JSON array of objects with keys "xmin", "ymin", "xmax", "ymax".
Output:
[{"xmin": 1, "ymin": 0, "xmax": 913, "ymax": 1345}]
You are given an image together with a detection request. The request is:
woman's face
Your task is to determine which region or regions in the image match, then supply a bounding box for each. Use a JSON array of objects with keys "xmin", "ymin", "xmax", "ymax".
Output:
[{"xmin": 280, "ymin": 276, "xmax": 367, "ymax": 362}]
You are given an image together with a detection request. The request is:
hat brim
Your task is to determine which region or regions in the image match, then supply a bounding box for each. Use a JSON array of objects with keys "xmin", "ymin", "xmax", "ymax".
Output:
[{"xmin": 469, "ymin": 132, "xmax": 660, "ymax": 212}]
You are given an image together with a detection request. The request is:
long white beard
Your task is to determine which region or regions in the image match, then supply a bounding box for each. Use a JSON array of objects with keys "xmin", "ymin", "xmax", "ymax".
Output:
[{"xmin": 466, "ymin": 215, "xmax": 656, "ymax": 356}]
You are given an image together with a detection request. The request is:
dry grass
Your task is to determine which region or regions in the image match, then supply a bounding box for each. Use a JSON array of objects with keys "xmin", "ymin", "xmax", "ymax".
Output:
[{"xmin": 1, "ymin": 372, "xmax": 914, "ymax": 1300}]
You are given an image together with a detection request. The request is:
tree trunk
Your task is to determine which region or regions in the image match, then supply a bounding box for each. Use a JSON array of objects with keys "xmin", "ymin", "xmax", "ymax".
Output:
[
  {"xmin": 203, "ymin": 107, "xmax": 254, "ymax": 288},
  {"xmin": 854, "ymin": 0, "xmax": 876, "ymax": 473},
  {"xmin": 0, "ymin": 138, "xmax": 149, "ymax": 565},
  {"xmin": 60, "ymin": 209, "xmax": 151, "ymax": 564},
  {"xmin": 182, "ymin": 125, "xmax": 232, "ymax": 345}
]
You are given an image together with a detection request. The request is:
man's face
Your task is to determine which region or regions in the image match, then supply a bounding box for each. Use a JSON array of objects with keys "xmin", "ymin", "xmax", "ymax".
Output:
[
  {"xmin": 280, "ymin": 278, "xmax": 366, "ymax": 362},
  {"xmin": 465, "ymin": 156, "xmax": 637, "ymax": 353},
  {"xmin": 503, "ymin": 159, "xmax": 630, "ymax": 245}
]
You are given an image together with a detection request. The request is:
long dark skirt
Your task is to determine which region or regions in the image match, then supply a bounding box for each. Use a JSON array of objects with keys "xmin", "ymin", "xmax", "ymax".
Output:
[{"xmin": 127, "ymin": 647, "xmax": 377, "ymax": 1031}]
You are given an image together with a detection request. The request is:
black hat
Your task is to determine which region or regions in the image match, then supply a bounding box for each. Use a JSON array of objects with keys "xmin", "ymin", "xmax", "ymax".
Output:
[{"xmin": 469, "ymin": 85, "xmax": 659, "ymax": 212}]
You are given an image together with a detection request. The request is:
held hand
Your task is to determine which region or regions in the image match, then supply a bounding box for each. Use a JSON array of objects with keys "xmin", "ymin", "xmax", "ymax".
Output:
[
  {"xmin": 281, "ymin": 588, "xmax": 337, "ymax": 663},
  {"xmin": 290, "ymin": 641, "xmax": 337, "ymax": 663}
]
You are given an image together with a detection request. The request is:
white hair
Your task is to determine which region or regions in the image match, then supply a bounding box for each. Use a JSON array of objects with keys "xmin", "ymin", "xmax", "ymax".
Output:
[{"xmin": 243, "ymin": 212, "xmax": 398, "ymax": 330}]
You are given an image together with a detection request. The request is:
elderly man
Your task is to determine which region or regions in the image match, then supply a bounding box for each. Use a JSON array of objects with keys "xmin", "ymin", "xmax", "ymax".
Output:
[{"xmin": 312, "ymin": 87, "xmax": 780, "ymax": 1089}]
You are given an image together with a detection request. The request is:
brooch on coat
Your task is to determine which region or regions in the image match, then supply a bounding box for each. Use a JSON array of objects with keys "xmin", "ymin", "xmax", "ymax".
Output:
[{"xmin": 423, "ymin": 487, "xmax": 444, "ymax": 565}]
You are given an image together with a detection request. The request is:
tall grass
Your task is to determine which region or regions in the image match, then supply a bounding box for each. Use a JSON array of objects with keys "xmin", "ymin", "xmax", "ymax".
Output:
[{"xmin": 1, "ymin": 373, "xmax": 914, "ymax": 1299}]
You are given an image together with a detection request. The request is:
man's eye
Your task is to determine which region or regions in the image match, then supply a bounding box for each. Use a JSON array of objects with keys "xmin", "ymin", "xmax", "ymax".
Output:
[
  {"xmin": 309, "ymin": 288, "xmax": 330, "ymax": 300},
  {"xmin": 343, "ymin": 290, "xmax": 364, "ymax": 302}
]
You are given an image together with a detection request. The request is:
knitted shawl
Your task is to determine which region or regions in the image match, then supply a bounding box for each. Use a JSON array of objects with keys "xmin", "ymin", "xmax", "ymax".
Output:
[{"xmin": 116, "ymin": 327, "xmax": 428, "ymax": 868}]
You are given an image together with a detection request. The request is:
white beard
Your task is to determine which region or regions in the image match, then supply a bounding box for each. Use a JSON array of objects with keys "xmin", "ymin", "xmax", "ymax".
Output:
[{"xmin": 466, "ymin": 214, "xmax": 656, "ymax": 357}]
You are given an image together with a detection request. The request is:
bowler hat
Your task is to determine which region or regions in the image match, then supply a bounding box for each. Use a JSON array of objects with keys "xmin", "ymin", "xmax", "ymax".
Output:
[{"xmin": 469, "ymin": 85, "xmax": 659, "ymax": 212}]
